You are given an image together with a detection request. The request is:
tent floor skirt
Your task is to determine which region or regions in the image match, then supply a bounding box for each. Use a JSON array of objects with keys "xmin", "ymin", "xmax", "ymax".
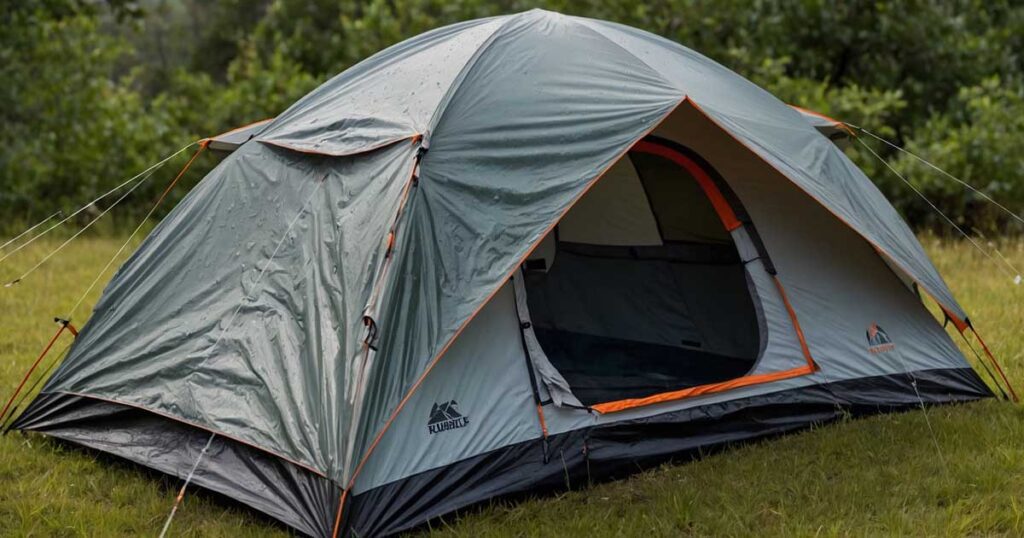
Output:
[
  {"xmin": 12, "ymin": 392, "xmax": 339, "ymax": 537},
  {"xmin": 12, "ymin": 367, "xmax": 990, "ymax": 537},
  {"xmin": 344, "ymin": 367, "xmax": 990, "ymax": 537}
]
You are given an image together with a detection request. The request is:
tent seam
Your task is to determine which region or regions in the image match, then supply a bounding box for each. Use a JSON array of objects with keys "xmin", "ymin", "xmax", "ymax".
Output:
[
  {"xmin": 342, "ymin": 145, "xmax": 423, "ymax": 480},
  {"xmin": 258, "ymin": 134, "xmax": 419, "ymax": 158},
  {"xmin": 570, "ymin": 17, "xmax": 681, "ymax": 94},
  {"xmin": 424, "ymin": 14, "xmax": 517, "ymax": 137}
]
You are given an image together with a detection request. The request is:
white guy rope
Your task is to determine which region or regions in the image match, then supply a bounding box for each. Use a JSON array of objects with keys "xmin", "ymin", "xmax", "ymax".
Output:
[
  {"xmin": 890, "ymin": 347, "xmax": 950, "ymax": 473},
  {"xmin": 158, "ymin": 432, "xmax": 216, "ymax": 538},
  {"xmin": 3, "ymin": 162, "xmax": 163, "ymax": 287},
  {"xmin": 0, "ymin": 142, "xmax": 195, "ymax": 266},
  {"xmin": 854, "ymin": 136, "xmax": 1023, "ymax": 282},
  {"xmin": 64, "ymin": 154, "xmax": 198, "ymax": 320},
  {"xmin": 973, "ymin": 227, "xmax": 1024, "ymax": 287},
  {"xmin": 847, "ymin": 123, "xmax": 1024, "ymax": 229},
  {"xmin": 0, "ymin": 211, "xmax": 61, "ymax": 252}
]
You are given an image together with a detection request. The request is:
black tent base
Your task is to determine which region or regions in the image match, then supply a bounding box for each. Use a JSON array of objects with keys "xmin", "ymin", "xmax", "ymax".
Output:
[
  {"xmin": 14, "ymin": 367, "xmax": 990, "ymax": 537},
  {"xmin": 345, "ymin": 367, "xmax": 991, "ymax": 536},
  {"xmin": 12, "ymin": 392, "xmax": 340, "ymax": 537}
]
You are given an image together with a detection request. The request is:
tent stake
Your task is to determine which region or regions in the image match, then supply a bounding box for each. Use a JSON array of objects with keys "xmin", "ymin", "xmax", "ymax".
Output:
[{"xmin": 158, "ymin": 432, "xmax": 216, "ymax": 538}]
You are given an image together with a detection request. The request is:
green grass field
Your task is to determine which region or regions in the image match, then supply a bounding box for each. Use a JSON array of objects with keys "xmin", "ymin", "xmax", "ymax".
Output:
[{"xmin": 0, "ymin": 235, "xmax": 1022, "ymax": 537}]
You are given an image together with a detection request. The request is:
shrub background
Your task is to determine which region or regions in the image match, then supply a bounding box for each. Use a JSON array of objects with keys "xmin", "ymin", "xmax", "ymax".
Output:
[{"xmin": 3, "ymin": 0, "xmax": 1023, "ymax": 233}]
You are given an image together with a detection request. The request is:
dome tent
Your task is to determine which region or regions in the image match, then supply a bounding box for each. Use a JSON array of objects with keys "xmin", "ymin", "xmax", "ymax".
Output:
[{"xmin": 12, "ymin": 8, "xmax": 995, "ymax": 537}]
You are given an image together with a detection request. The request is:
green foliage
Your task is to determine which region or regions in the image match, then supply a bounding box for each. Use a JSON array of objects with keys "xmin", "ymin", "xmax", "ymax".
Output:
[
  {"xmin": 888, "ymin": 77, "xmax": 1024, "ymax": 233},
  {"xmin": 2, "ymin": 0, "xmax": 1024, "ymax": 232},
  {"xmin": 0, "ymin": 7, "xmax": 171, "ymax": 224}
]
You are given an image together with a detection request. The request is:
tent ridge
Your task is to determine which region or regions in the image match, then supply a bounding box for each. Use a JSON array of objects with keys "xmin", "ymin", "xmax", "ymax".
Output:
[
  {"xmin": 424, "ymin": 14, "xmax": 516, "ymax": 137},
  {"xmin": 571, "ymin": 16, "xmax": 681, "ymax": 94}
]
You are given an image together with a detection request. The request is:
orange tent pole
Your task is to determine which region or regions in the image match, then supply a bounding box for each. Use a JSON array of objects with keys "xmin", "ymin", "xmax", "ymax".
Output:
[
  {"xmin": 0, "ymin": 320, "xmax": 75, "ymax": 424},
  {"xmin": 970, "ymin": 326, "xmax": 1018, "ymax": 403}
]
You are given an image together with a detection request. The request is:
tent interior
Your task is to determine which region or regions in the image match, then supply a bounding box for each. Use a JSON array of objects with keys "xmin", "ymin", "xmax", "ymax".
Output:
[{"xmin": 523, "ymin": 137, "xmax": 763, "ymax": 406}]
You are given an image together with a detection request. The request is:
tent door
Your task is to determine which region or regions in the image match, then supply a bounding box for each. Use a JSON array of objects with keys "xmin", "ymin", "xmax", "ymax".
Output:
[{"xmin": 518, "ymin": 136, "xmax": 813, "ymax": 412}]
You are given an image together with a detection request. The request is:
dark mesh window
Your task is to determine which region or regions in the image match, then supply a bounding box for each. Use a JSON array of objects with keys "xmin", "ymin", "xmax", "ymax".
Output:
[{"xmin": 524, "ymin": 140, "xmax": 761, "ymax": 406}]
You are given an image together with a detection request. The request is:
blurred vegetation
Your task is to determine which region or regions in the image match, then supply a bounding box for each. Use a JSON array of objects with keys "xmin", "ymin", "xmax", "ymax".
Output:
[{"xmin": 3, "ymin": 0, "xmax": 1024, "ymax": 233}]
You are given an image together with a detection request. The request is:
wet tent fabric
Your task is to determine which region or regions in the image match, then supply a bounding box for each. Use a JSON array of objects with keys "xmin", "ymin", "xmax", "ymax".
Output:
[
  {"xmin": 30, "ymin": 140, "xmax": 420, "ymax": 479},
  {"xmin": 13, "ymin": 9, "xmax": 992, "ymax": 537}
]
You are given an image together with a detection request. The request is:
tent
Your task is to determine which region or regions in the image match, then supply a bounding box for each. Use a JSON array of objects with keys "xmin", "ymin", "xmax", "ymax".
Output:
[{"xmin": 11, "ymin": 9, "xmax": 995, "ymax": 537}]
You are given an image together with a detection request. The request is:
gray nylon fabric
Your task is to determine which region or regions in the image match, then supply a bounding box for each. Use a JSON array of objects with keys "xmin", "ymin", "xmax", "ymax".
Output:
[
  {"xmin": 511, "ymin": 273, "xmax": 582, "ymax": 409},
  {"xmin": 260, "ymin": 16, "xmax": 506, "ymax": 155},
  {"xmin": 41, "ymin": 140, "xmax": 417, "ymax": 480},
  {"xmin": 28, "ymin": 8, "xmax": 970, "ymax": 497}
]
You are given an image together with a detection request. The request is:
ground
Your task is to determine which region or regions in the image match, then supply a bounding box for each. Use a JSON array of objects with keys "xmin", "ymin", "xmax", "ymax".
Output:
[{"xmin": 0, "ymin": 235, "xmax": 1021, "ymax": 537}]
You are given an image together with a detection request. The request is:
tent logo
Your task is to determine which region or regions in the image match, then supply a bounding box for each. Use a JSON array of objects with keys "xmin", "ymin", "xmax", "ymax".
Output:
[
  {"xmin": 866, "ymin": 323, "xmax": 895, "ymax": 354},
  {"xmin": 428, "ymin": 400, "xmax": 469, "ymax": 434}
]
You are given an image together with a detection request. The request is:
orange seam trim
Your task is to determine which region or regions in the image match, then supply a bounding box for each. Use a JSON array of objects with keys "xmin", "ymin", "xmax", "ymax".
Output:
[
  {"xmin": 210, "ymin": 117, "xmax": 274, "ymax": 140},
  {"xmin": 592, "ymin": 364, "xmax": 815, "ymax": 414},
  {"xmin": 536, "ymin": 403, "xmax": 549, "ymax": 437},
  {"xmin": 591, "ymin": 275, "xmax": 817, "ymax": 414},
  {"xmin": 153, "ymin": 144, "xmax": 206, "ymax": 208},
  {"xmin": 339, "ymin": 95, "xmax": 692, "ymax": 493},
  {"xmin": 788, "ymin": 104, "xmax": 855, "ymax": 136},
  {"xmin": 335, "ymin": 142, "xmax": 423, "ymax": 504},
  {"xmin": 362, "ymin": 151, "xmax": 421, "ymax": 316},
  {"xmin": 331, "ymin": 488, "xmax": 349, "ymax": 538},
  {"xmin": 772, "ymin": 275, "xmax": 816, "ymax": 368}
]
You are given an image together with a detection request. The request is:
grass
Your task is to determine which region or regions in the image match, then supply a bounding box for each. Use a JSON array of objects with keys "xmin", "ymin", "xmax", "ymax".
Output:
[{"xmin": 1, "ymin": 234, "xmax": 1022, "ymax": 537}]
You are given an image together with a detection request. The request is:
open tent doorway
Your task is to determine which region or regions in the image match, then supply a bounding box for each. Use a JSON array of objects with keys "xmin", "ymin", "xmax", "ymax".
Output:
[{"xmin": 522, "ymin": 136, "xmax": 764, "ymax": 406}]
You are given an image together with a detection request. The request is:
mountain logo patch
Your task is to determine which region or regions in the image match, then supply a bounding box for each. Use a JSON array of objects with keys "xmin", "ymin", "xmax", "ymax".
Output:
[
  {"xmin": 866, "ymin": 323, "xmax": 895, "ymax": 354},
  {"xmin": 428, "ymin": 400, "xmax": 469, "ymax": 434}
]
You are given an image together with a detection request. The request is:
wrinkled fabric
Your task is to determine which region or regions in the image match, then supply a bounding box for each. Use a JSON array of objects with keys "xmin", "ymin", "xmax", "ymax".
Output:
[
  {"xmin": 41, "ymin": 140, "xmax": 417, "ymax": 480},
  {"xmin": 258, "ymin": 16, "xmax": 507, "ymax": 155},
  {"xmin": 14, "ymin": 393, "xmax": 338, "ymax": 537},
  {"xmin": 26, "ymin": 8, "xmax": 971, "ymax": 503}
]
